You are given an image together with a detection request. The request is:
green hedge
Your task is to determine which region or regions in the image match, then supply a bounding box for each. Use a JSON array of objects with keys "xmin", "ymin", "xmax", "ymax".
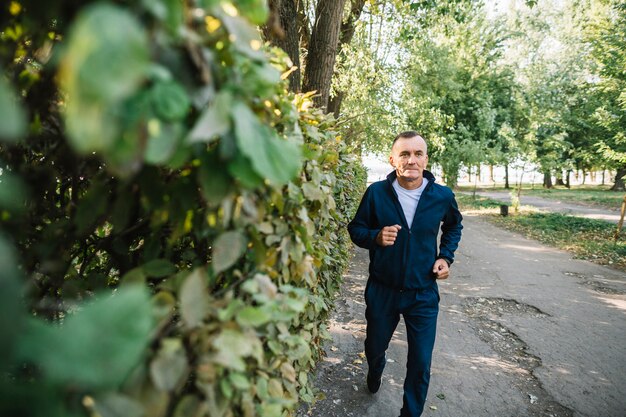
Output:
[{"xmin": 0, "ymin": 1, "xmax": 366, "ymax": 416}]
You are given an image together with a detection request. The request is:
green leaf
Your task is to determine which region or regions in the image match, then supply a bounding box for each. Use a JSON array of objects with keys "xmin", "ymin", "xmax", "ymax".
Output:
[
  {"xmin": 220, "ymin": 378, "xmax": 234, "ymax": 399},
  {"xmin": 212, "ymin": 329, "xmax": 263, "ymax": 371},
  {"xmin": 236, "ymin": 0, "xmax": 270, "ymax": 25},
  {"xmin": 187, "ymin": 91, "xmax": 232, "ymax": 143},
  {"xmin": 150, "ymin": 338, "xmax": 188, "ymax": 392},
  {"xmin": 301, "ymin": 182, "xmax": 324, "ymax": 201},
  {"xmin": 227, "ymin": 154, "xmax": 264, "ymax": 189},
  {"xmin": 120, "ymin": 267, "xmax": 147, "ymax": 286},
  {"xmin": 75, "ymin": 181, "xmax": 109, "ymax": 235},
  {"xmin": 212, "ymin": 230, "xmax": 247, "ymax": 274},
  {"xmin": 198, "ymin": 151, "xmax": 233, "ymax": 205},
  {"xmin": 221, "ymin": 15, "xmax": 265, "ymax": 60},
  {"xmin": 179, "ymin": 268, "xmax": 209, "ymax": 328},
  {"xmin": 256, "ymin": 377, "xmax": 269, "ymax": 400},
  {"xmin": 0, "ymin": 169, "xmax": 28, "ymax": 212},
  {"xmin": 236, "ymin": 306, "xmax": 271, "ymax": 327},
  {"xmin": 0, "ymin": 74, "xmax": 26, "ymax": 141},
  {"xmin": 229, "ymin": 372, "xmax": 251, "ymax": 390},
  {"xmin": 173, "ymin": 396, "xmax": 203, "ymax": 417},
  {"xmin": 61, "ymin": 3, "xmax": 149, "ymax": 153},
  {"xmin": 151, "ymin": 81, "xmax": 190, "ymax": 121},
  {"xmin": 232, "ymin": 101, "xmax": 302, "ymax": 185},
  {"xmin": 260, "ymin": 402, "xmax": 283, "ymax": 417},
  {"xmin": 143, "ymin": 259, "xmax": 177, "ymax": 277},
  {"xmin": 18, "ymin": 285, "xmax": 154, "ymax": 390},
  {"xmin": 93, "ymin": 393, "xmax": 144, "ymax": 417},
  {"xmin": 145, "ymin": 120, "xmax": 183, "ymax": 165},
  {"xmin": 141, "ymin": 0, "xmax": 184, "ymax": 35},
  {"xmin": 0, "ymin": 236, "xmax": 24, "ymax": 371}
]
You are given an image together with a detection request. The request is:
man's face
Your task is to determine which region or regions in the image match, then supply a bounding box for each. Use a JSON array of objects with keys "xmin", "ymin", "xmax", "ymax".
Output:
[{"xmin": 389, "ymin": 135, "xmax": 428, "ymax": 185}]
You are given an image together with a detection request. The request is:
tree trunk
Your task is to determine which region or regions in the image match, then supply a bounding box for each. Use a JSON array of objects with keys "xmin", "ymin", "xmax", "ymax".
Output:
[
  {"xmin": 602, "ymin": 169, "xmax": 606, "ymax": 185},
  {"xmin": 504, "ymin": 165, "xmax": 509, "ymax": 189},
  {"xmin": 262, "ymin": 0, "xmax": 302, "ymax": 92},
  {"xmin": 582, "ymin": 169, "xmax": 586, "ymax": 185},
  {"xmin": 543, "ymin": 171, "xmax": 553, "ymax": 189},
  {"xmin": 566, "ymin": 169, "xmax": 571, "ymax": 188},
  {"xmin": 303, "ymin": 0, "xmax": 348, "ymax": 111},
  {"xmin": 489, "ymin": 165, "xmax": 495, "ymax": 183},
  {"xmin": 296, "ymin": 0, "xmax": 310, "ymax": 51},
  {"xmin": 327, "ymin": 0, "xmax": 367, "ymax": 117},
  {"xmin": 611, "ymin": 167, "xmax": 626, "ymax": 191}
]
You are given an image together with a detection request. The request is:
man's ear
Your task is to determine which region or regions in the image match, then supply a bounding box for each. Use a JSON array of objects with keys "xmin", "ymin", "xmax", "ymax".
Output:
[{"xmin": 389, "ymin": 154, "xmax": 395, "ymax": 167}]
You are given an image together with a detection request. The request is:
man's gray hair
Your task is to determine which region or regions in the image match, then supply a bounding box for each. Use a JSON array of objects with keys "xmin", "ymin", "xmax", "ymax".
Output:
[{"xmin": 392, "ymin": 131, "xmax": 424, "ymax": 148}]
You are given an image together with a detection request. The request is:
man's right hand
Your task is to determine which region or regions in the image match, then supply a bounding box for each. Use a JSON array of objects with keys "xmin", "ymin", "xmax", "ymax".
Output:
[{"xmin": 376, "ymin": 224, "xmax": 402, "ymax": 246}]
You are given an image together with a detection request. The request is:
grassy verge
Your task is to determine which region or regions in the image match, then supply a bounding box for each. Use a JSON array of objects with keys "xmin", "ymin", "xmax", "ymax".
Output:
[
  {"xmin": 456, "ymin": 194, "xmax": 626, "ymax": 271},
  {"xmin": 458, "ymin": 185, "xmax": 625, "ymax": 210}
]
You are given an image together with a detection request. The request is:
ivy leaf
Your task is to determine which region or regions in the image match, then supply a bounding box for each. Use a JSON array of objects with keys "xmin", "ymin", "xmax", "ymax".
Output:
[
  {"xmin": 150, "ymin": 338, "xmax": 188, "ymax": 392},
  {"xmin": 236, "ymin": 0, "xmax": 270, "ymax": 25},
  {"xmin": 179, "ymin": 268, "xmax": 209, "ymax": 328},
  {"xmin": 61, "ymin": 3, "xmax": 149, "ymax": 154},
  {"xmin": 151, "ymin": 81, "xmax": 190, "ymax": 121},
  {"xmin": 143, "ymin": 259, "xmax": 177, "ymax": 278},
  {"xmin": 141, "ymin": 0, "xmax": 183, "ymax": 35},
  {"xmin": 212, "ymin": 329, "xmax": 263, "ymax": 372},
  {"xmin": 75, "ymin": 181, "xmax": 109, "ymax": 236},
  {"xmin": 227, "ymin": 154, "xmax": 264, "ymax": 189},
  {"xmin": 187, "ymin": 91, "xmax": 232, "ymax": 144},
  {"xmin": 236, "ymin": 306, "xmax": 271, "ymax": 327},
  {"xmin": 232, "ymin": 101, "xmax": 302, "ymax": 185},
  {"xmin": 212, "ymin": 231, "xmax": 247, "ymax": 274},
  {"xmin": 173, "ymin": 396, "xmax": 203, "ymax": 417},
  {"xmin": 0, "ymin": 74, "xmax": 26, "ymax": 141},
  {"xmin": 0, "ymin": 170, "xmax": 28, "ymax": 212},
  {"xmin": 93, "ymin": 393, "xmax": 144, "ymax": 417},
  {"xmin": 229, "ymin": 373, "xmax": 251, "ymax": 390},
  {"xmin": 221, "ymin": 14, "xmax": 265, "ymax": 60},
  {"xmin": 18, "ymin": 285, "xmax": 154, "ymax": 390},
  {"xmin": 198, "ymin": 151, "xmax": 233, "ymax": 205},
  {"xmin": 301, "ymin": 182, "xmax": 324, "ymax": 201},
  {"xmin": 145, "ymin": 120, "xmax": 183, "ymax": 165},
  {"xmin": 0, "ymin": 236, "xmax": 24, "ymax": 371}
]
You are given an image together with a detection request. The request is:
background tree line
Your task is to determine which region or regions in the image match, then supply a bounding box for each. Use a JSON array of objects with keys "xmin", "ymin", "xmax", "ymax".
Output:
[{"xmin": 270, "ymin": 0, "xmax": 624, "ymax": 190}]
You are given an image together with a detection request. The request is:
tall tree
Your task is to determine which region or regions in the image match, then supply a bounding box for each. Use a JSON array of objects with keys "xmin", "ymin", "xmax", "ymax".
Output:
[
  {"xmin": 302, "ymin": 0, "xmax": 348, "ymax": 110},
  {"xmin": 586, "ymin": 0, "xmax": 626, "ymax": 190},
  {"xmin": 264, "ymin": 0, "xmax": 358, "ymax": 111},
  {"xmin": 263, "ymin": 0, "xmax": 301, "ymax": 91}
]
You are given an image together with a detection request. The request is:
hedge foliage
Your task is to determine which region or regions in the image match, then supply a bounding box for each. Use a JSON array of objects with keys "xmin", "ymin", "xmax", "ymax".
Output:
[{"xmin": 0, "ymin": 1, "xmax": 367, "ymax": 416}]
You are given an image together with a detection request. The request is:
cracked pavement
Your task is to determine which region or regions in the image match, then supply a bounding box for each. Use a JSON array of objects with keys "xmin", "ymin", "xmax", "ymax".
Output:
[{"xmin": 298, "ymin": 215, "xmax": 626, "ymax": 417}]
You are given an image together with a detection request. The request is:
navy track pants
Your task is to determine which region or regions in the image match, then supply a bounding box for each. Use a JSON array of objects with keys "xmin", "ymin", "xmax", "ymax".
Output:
[{"xmin": 364, "ymin": 279, "xmax": 439, "ymax": 417}]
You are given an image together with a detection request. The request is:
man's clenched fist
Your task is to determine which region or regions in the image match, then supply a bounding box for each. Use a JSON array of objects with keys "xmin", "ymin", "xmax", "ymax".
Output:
[{"xmin": 376, "ymin": 224, "xmax": 402, "ymax": 246}]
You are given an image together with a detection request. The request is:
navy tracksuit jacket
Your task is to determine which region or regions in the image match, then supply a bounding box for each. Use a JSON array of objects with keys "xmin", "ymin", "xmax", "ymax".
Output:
[
  {"xmin": 348, "ymin": 169, "xmax": 463, "ymax": 417},
  {"xmin": 348, "ymin": 169, "xmax": 463, "ymax": 290}
]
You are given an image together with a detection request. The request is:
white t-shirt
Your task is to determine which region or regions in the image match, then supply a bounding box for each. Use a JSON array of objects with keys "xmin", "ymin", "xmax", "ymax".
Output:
[{"xmin": 392, "ymin": 178, "xmax": 428, "ymax": 228}]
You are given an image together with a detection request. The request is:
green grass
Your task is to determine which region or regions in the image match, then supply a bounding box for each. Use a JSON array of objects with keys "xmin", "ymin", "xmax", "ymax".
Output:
[
  {"xmin": 457, "ymin": 194, "xmax": 626, "ymax": 271},
  {"xmin": 456, "ymin": 194, "xmax": 505, "ymax": 211},
  {"xmin": 458, "ymin": 185, "xmax": 625, "ymax": 210}
]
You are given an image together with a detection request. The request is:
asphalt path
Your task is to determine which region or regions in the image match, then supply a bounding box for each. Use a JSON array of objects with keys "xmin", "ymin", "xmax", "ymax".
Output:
[
  {"xmin": 463, "ymin": 190, "xmax": 622, "ymax": 223},
  {"xmin": 299, "ymin": 214, "xmax": 626, "ymax": 417}
]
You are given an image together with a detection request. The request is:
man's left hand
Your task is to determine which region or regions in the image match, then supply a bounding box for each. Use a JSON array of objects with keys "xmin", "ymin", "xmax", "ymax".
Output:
[{"xmin": 432, "ymin": 259, "xmax": 450, "ymax": 280}]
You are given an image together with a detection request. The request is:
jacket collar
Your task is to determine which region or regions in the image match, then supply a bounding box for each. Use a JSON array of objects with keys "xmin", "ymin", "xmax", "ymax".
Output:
[{"xmin": 386, "ymin": 169, "xmax": 436, "ymax": 185}]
